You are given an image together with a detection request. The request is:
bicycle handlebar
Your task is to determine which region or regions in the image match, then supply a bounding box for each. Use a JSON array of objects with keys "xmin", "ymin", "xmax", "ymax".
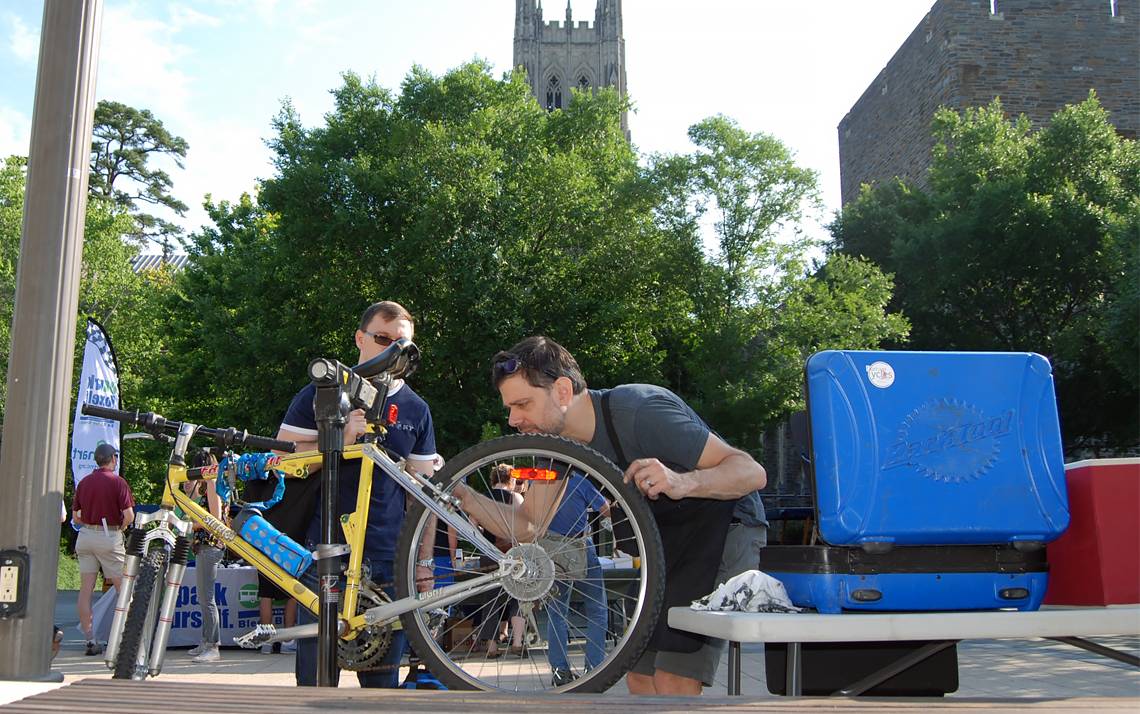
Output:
[{"xmin": 81, "ymin": 404, "xmax": 297, "ymax": 453}]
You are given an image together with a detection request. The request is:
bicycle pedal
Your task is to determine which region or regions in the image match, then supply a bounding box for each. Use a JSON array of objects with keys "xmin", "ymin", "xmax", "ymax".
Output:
[{"xmin": 234, "ymin": 624, "xmax": 276, "ymax": 649}]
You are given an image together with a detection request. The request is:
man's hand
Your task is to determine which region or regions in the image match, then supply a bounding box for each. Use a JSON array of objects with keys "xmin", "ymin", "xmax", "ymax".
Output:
[
  {"xmin": 344, "ymin": 408, "xmax": 367, "ymax": 446},
  {"xmin": 624, "ymin": 458, "xmax": 692, "ymax": 501}
]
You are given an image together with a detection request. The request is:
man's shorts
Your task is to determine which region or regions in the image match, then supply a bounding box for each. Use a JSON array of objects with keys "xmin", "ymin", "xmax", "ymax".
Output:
[
  {"xmin": 75, "ymin": 527, "xmax": 126, "ymax": 579},
  {"xmin": 630, "ymin": 521, "xmax": 768, "ymax": 686}
]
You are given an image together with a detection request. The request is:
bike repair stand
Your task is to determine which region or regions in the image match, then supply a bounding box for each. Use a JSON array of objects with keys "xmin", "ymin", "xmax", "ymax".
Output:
[{"xmin": 312, "ymin": 370, "xmax": 351, "ymax": 687}]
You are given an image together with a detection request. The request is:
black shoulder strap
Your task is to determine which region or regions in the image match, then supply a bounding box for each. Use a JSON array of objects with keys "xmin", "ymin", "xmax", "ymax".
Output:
[{"xmin": 600, "ymin": 390, "xmax": 629, "ymax": 469}]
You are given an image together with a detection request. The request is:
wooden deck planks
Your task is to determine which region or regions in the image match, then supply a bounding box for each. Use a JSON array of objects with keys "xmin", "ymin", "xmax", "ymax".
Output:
[{"xmin": 1, "ymin": 679, "xmax": 1137, "ymax": 713}]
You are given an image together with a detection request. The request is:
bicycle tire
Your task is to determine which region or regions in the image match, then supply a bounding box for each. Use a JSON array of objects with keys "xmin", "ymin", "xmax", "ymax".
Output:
[
  {"xmin": 395, "ymin": 434, "xmax": 664, "ymax": 693},
  {"xmin": 112, "ymin": 545, "xmax": 168, "ymax": 680}
]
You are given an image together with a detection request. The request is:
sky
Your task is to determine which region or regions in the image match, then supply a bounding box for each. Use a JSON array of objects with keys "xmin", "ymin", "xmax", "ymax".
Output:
[{"xmin": 0, "ymin": 0, "xmax": 937, "ymax": 246}]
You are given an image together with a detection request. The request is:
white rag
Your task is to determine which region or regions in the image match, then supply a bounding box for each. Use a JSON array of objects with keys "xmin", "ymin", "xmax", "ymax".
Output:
[{"xmin": 691, "ymin": 569, "xmax": 800, "ymax": 613}]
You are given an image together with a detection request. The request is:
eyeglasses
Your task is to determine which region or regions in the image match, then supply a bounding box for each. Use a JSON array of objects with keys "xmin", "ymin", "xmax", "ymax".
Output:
[
  {"xmin": 363, "ymin": 331, "xmax": 398, "ymax": 348},
  {"xmin": 493, "ymin": 355, "xmax": 559, "ymax": 382}
]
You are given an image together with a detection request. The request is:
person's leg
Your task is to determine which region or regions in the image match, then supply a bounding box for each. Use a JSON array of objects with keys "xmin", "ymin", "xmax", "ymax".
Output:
[
  {"xmin": 356, "ymin": 560, "xmax": 404, "ymax": 688},
  {"xmin": 579, "ymin": 547, "xmax": 607, "ymax": 670},
  {"xmin": 652, "ymin": 668, "xmax": 702, "ymax": 695},
  {"xmin": 196, "ymin": 546, "xmax": 222, "ymax": 646},
  {"xmin": 294, "ymin": 604, "xmax": 325, "ymax": 686},
  {"xmin": 625, "ymin": 646, "xmax": 659, "ymax": 693},
  {"xmin": 77, "ymin": 572, "xmax": 97, "ymax": 641},
  {"xmin": 687, "ymin": 523, "xmax": 768, "ymax": 678},
  {"xmin": 74, "ymin": 531, "xmax": 98, "ymax": 640},
  {"xmin": 284, "ymin": 598, "xmax": 297, "ymax": 628},
  {"xmin": 545, "ymin": 581, "xmax": 571, "ymax": 671}
]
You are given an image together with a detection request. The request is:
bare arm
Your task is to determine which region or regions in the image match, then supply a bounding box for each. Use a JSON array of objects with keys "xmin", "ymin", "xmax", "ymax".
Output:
[
  {"xmin": 120, "ymin": 507, "xmax": 135, "ymax": 530},
  {"xmin": 205, "ymin": 478, "xmax": 223, "ymax": 519},
  {"xmin": 453, "ymin": 481, "xmax": 565, "ymax": 542},
  {"xmin": 625, "ymin": 433, "xmax": 766, "ymax": 501},
  {"xmin": 275, "ymin": 410, "xmax": 368, "ymax": 459}
]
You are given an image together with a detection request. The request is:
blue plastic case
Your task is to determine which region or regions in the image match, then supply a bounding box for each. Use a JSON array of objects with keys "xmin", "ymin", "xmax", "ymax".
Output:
[{"xmin": 805, "ymin": 350, "xmax": 1069, "ymax": 548}]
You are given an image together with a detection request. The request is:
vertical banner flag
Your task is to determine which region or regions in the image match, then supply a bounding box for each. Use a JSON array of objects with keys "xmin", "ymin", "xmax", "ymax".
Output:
[{"xmin": 71, "ymin": 318, "xmax": 121, "ymax": 486}]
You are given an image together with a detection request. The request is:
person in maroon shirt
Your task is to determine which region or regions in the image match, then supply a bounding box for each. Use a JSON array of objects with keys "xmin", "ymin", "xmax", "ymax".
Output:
[{"xmin": 71, "ymin": 442, "xmax": 135, "ymax": 655}]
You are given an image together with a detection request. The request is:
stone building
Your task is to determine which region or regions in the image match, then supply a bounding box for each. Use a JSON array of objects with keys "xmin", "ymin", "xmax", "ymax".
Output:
[
  {"xmin": 838, "ymin": 0, "xmax": 1138, "ymax": 205},
  {"xmin": 513, "ymin": 0, "xmax": 628, "ymax": 137}
]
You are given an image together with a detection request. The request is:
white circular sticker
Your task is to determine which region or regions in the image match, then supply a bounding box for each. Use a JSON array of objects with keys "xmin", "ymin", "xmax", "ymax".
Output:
[{"xmin": 866, "ymin": 361, "xmax": 895, "ymax": 389}]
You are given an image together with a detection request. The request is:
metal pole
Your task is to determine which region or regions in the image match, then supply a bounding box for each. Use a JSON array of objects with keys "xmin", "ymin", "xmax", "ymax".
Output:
[
  {"xmin": 0, "ymin": 0, "xmax": 103, "ymax": 682},
  {"xmin": 311, "ymin": 377, "xmax": 347, "ymax": 687}
]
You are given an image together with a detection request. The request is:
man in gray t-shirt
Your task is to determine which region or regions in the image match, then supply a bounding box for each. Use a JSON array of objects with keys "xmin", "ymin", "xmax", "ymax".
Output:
[{"xmin": 455, "ymin": 336, "xmax": 767, "ymax": 696}]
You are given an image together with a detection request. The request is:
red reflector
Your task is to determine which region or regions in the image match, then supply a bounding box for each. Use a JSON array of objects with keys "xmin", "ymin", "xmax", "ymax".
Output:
[
  {"xmin": 511, "ymin": 467, "xmax": 557, "ymax": 481},
  {"xmin": 386, "ymin": 404, "xmax": 399, "ymax": 426}
]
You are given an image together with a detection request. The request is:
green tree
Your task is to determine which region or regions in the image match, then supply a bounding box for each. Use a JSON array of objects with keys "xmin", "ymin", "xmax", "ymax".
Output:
[
  {"xmin": 647, "ymin": 119, "xmax": 909, "ymax": 445},
  {"xmin": 830, "ymin": 93, "xmax": 1140, "ymax": 451},
  {"xmin": 156, "ymin": 63, "xmax": 907, "ymax": 460},
  {"xmin": 90, "ymin": 100, "xmax": 189, "ymax": 249},
  {"xmin": 0, "ymin": 154, "xmax": 174, "ymax": 500}
]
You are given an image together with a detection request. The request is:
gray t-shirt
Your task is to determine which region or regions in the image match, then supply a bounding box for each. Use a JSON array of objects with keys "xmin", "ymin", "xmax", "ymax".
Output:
[
  {"xmin": 586, "ymin": 384, "xmax": 709, "ymax": 473},
  {"xmin": 587, "ymin": 384, "xmax": 767, "ymax": 527}
]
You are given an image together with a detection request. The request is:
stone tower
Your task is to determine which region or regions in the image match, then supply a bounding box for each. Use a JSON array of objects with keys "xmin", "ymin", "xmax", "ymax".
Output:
[
  {"xmin": 838, "ymin": 0, "xmax": 1138, "ymax": 205},
  {"xmin": 513, "ymin": 0, "xmax": 628, "ymax": 137}
]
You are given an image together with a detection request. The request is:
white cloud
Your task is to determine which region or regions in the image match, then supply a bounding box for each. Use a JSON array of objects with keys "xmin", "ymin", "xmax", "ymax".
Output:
[
  {"xmin": 0, "ymin": 106, "xmax": 31, "ymax": 158},
  {"xmin": 96, "ymin": 4, "xmax": 195, "ymax": 124},
  {"xmin": 6, "ymin": 12, "xmax": 39, "ymax": 64},
  {"xmin": 169, "ymin": 5, "xmax": 222, "ymax": 29},
  {"xmin": 176, "ymin": 118, "xmax": 275, "ymax": 233}
]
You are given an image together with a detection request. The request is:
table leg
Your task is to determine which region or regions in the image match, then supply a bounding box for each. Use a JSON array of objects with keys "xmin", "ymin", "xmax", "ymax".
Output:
[
  {"xmin": 786, "ymin": 641, "xmax": 802, "ymax": 696},
  {"xmin": 1049, "ymin": 636, "xmax": 1140, "ymax": 668},
  {"xmin": 727, "ymin": 640, "xmax": 741, "ymax": 695},
  {"xmin": 833, "ymin": 640, "xmax": 957, "ymax": 697}
]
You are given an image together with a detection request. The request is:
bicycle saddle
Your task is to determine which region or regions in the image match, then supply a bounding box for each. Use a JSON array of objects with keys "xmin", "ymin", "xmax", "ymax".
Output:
[{"xmin": 354, "ymin": 338, "xmax": 420, "ymax": 380}]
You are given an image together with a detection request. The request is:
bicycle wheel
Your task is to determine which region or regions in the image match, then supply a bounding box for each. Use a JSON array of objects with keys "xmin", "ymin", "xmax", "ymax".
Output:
[
  {"xmin": 112, "ymin": 544, "xmax": 168, "ymax": 680},
  {"xmin": 395, "ymin": 434, "xmax": 664, "ymax": 693}
]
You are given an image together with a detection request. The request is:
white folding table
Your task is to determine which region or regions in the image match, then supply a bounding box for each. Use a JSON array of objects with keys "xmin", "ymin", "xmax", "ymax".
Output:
[{"xmin": 668, "ymin": 606, "xmax": 1140, "ymax": 696}]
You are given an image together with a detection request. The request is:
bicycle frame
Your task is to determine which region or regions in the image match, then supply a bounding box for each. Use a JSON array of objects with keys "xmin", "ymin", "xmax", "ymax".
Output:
[{"xmin": 161, "ymin": 428, "xmax": 519, "ymax": 642}]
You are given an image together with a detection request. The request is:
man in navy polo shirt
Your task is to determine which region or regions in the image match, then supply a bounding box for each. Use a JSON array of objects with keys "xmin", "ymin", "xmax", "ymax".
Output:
[{"xmin": 276, "ymin": 300, "xmax": 440, "ymax": 687}]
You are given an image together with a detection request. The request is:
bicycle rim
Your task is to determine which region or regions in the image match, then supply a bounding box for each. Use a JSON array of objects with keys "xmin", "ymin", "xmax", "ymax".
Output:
[{"xmin": 395, "ymin": 434, "xmax": 664, "ymax": 693}]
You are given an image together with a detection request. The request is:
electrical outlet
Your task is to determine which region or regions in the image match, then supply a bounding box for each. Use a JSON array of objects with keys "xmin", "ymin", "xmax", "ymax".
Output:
[{"xmin": 0, "ymin": 564, "xmax": 18, "ymax": 603}]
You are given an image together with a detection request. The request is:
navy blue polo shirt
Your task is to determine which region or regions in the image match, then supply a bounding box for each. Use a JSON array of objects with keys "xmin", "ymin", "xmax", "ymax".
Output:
[{"xmin": 281, "ymin": 380, "xmax": 438, "ymax": 561}]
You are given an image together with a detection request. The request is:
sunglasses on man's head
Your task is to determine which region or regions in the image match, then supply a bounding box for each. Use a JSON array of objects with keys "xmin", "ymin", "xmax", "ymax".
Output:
[
  {"xmin": 493, "ymin": 355, "xmax": 559, "ymax": 381},
  {"xmin": 363, "ymin": 331, "xmax": 398, "ymax": 348}
]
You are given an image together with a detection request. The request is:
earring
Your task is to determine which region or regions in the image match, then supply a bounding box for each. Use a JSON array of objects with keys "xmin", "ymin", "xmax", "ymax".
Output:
[{"xmin": 560, "ymin": 404, "xmax": 568, "ymax": 413}]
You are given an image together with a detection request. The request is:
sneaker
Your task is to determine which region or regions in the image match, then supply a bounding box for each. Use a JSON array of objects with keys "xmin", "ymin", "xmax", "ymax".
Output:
[
  {"xmin": 84, "ymin": 640, "xmax": 103, "ymax": 656},
  {"xmin": 191, "ymin": 645, "xmax": 221, "ymax": 663},
  {"xmin": 260, "ymin": 643, "xmax": 274, "ymax": 655},
  {"xmin": 281, "ymin": 639, "xmax": 297, "ymax": 653},
  {"xmin": 187, "ymin": 643, "xmax": 205, "ymax": 657},
  {"xmin": 551, "ymin": 667, "xmax": 577, "ymax": 687}
]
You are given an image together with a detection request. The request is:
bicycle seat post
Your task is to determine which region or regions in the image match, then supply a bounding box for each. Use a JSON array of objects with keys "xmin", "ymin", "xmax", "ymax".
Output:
[{"xmin": 309, "ymin": 359, "xmax": 352, "ymax": 687}]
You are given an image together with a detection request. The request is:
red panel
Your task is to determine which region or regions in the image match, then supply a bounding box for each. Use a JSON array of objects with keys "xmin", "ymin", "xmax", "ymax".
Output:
[{"xmin": 1045, "ymin": 459, "xmax": 1140, "ymax": 606}]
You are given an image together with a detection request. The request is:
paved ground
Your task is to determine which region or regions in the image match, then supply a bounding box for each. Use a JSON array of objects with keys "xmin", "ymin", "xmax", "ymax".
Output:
[{"xmin": 1, "ymin": 590, "xmax": 1137, "ymax": 706}]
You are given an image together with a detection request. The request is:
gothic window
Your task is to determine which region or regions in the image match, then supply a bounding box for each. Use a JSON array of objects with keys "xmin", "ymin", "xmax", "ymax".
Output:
[
  {"xmin": 578, "ymin": 75, "xmax": 589, "ymax": 92},
  {"xmin": 545, "ymin": 76, "xmax": 562, "ymax": 110}
]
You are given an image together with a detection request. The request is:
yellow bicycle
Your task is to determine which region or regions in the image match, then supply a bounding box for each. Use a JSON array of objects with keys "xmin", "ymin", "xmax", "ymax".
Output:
[{"xmin": 81, "ymin": 339, "xmax": 664, "ymax": 692}]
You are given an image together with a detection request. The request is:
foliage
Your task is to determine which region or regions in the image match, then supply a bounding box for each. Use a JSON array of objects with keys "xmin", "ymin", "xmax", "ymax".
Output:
[
  {"xmin": 150, "ymin": 63, "xmax": 909, "ymax": 458},
  {"xmin": 830, "ymin": 93, "xmax": 1139, "ymax": 452},
  {"xmin": 90, "ymin": 100, "xmax": 190, "ymax": 250},
  {"xmin": 0, "ymin": 154, "xmax": 175, "ymax": 503},
  {"xmin": 646, "ymin": 119, "xmax": 909, "ymax": 445}
]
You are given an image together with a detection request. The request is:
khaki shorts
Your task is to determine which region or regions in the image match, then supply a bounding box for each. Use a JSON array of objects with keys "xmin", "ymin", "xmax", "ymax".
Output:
[{"xmin": 75, "ymin": 527, "xmax": 126, "ymax": 579}]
